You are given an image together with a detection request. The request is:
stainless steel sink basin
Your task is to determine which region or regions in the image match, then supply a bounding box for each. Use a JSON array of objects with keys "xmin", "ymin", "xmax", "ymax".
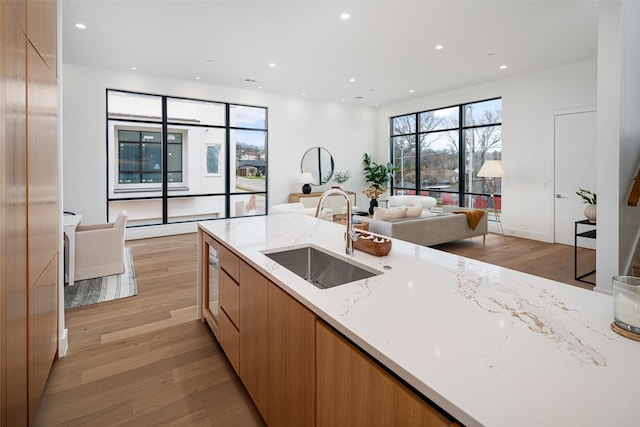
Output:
[{"xmin": 263, "ymin": 245, "xmax": 381, "ymax": 289}]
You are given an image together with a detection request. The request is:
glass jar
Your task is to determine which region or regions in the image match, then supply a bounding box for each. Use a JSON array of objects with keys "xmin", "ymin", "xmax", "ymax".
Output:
[{"xmin": 612, "ymin": 275, "xmax": 640, "ymax": 334}]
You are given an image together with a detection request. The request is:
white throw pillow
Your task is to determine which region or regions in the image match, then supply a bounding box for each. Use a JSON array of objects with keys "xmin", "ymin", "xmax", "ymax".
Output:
[
  {"xmin": 405, "ymin": 205, "xmax": 422, "ymax": 218},
  {"xmin": 373, "ymin": 207, "xmax": 407, "ymax": 221}
]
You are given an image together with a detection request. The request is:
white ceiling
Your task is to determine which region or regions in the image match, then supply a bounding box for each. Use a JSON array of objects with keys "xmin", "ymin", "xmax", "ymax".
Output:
[{"xmin": 61, "ymin": 0, "xmax": 600, "ymax": 106}]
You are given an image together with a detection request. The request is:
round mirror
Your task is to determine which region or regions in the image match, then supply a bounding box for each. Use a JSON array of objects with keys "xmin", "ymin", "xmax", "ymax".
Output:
[{"xmin": 301, "ymin": 147, "xmax": 334, "ymax": 185}]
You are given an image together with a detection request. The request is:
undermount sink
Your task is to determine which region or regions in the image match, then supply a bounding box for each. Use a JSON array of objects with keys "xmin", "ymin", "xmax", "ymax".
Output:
[{"xmin": 262, "ymin": 245, "xmax": 381, "ymax": 289}]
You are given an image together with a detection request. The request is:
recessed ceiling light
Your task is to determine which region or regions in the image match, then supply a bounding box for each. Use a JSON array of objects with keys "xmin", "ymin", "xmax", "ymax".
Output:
[
  {"xmin": 258, "ymin": 86, "xmax": 263, "ymax": 89},
  {"xmin": 269, "ymin": 63, "xmax": 276, "ymax": 68},
  {"xmin": 75, "ymin": 23, "xmax": 86, "ymax": 29},
  {"xmin": 130, "ymin": 66, "xmax": 137, "ymax": 71},
  {"xmin": 302, "ymin": 92, "xmax": 307, "ymax": 96},
  {"xmin": 195, "ymin": 76, "xmax": 201, "ymax": 80},
  {"xmin": 340, "ymin": 13, "xmax": 350, "ymax": 20},
  {"xmin": 499, "ymin": 65, "xmax": 508, "ymax": 70},
  {"xmin": 409, "ymin": 89, "xmax": 415, "ymax": 93},
  {"xmin": 349, "ymin": 78, "xmax": 356, "ymax": 82},
  {"xmin": 435, "ymin": 44, "xmax": 444, "ymax": 50}
]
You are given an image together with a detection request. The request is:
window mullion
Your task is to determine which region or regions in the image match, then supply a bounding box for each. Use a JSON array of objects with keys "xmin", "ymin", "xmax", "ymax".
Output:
[
  {"xmin": 414, "ymin": 113, "xmax": 420, "ymax": 194},
  {"xmin": 458, "ymin": 107, "xmax": 465, "ymax": 207},
  {"xmin": 162, "ymin": 97, "xmax": 168, "ymax": 224},
  {"xmin": 224, "ymin": 104, "xmax": 231, "ymax": 218}
]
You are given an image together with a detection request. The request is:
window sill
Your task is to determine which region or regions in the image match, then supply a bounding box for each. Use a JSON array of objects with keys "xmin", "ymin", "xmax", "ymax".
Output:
[{"xmin": 114, "ymin": 186, "xmax": 189, "ymax": 193}]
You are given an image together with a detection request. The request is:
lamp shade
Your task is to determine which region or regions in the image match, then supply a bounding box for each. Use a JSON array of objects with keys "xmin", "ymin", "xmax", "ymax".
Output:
[
  {"xmin": 299, "ymin": 172, "xmax": 314, "ymax": 184},
  {"xmin": 477, "ymin": 160, "xmax": 508, "ymax": 178}
]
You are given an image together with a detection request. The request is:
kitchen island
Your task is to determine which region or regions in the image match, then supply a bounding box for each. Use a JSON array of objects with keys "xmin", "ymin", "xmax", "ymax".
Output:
[{"xmin": 197, "ymin": 214, "xmax": 640, "ymax": 427}]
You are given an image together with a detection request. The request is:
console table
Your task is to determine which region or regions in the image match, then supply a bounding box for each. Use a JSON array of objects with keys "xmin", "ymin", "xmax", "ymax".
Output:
[
  {"xmin": 289, "ymin": 190, "xmax": 357, "ymax": 213},
  {"xmin": 574, "ymin": 219, "xmax": 596, "ymax": 285}
]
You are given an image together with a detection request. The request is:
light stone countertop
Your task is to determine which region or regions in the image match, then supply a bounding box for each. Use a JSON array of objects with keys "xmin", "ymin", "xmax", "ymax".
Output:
[{"xmin": 198, "ymin": 214, "xmax": 640, "ymax": 427}]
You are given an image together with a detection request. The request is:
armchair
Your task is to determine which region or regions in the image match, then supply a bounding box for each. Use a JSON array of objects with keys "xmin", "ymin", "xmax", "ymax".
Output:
[{"xmin": 74, "ymin": 210, "xmax": 128, "ymax": 281}]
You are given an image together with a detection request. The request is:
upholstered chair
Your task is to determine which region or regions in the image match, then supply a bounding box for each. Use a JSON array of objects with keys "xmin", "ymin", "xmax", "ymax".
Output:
[{"xmin": 74, "ymin": 210, "xmax": 128, "ymax": 281}]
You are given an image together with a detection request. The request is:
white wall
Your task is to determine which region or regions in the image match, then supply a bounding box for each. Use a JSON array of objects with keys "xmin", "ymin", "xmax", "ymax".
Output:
[
  {"xmin": 62, "ymin": 64, "xmax": 377, "ymax": 236},
  {"xmin": 377, "ymin": 60, "xmax": 597, "ymax": 242},
  {"xmin": 596, "ymin": 0, "xmax": 640, "ymax": 293}
]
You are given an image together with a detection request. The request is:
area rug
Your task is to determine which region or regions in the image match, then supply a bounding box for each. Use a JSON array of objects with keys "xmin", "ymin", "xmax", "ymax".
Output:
[{"xmin": 64, "ymin": 247, "xmax": 137, "ymax": 309}]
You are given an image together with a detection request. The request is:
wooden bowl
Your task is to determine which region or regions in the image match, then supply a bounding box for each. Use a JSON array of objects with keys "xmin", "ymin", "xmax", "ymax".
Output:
[{"xmin": 351, "ymin": 230, "xmax": 391, "ymax": 256}]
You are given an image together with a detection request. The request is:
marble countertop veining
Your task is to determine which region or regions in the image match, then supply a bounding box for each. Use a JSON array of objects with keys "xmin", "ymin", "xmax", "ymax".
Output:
[{"xmin": 198, "ymin": 214, "xmax": 640, "ymax": 427}]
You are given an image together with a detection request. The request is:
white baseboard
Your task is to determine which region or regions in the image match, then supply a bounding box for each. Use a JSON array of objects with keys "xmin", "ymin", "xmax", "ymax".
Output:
[{"xmin": 58, "ymin": 328, "xmax": 68, "ymax": 358}]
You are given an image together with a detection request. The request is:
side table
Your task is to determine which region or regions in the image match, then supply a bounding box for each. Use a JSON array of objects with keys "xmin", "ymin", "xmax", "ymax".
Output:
[{"xmin": 574, "ymin": 219, "xmax": 596, "ymax": 285}]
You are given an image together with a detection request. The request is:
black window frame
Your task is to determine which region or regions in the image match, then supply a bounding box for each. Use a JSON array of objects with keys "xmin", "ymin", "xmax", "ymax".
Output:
[
  {"xmin": 389, "ymin": 97, "xmax": 502, "ymax": 209},
  {"xmin": 106, "ymin": 89, "xmax": 269, "ymax": 225}
]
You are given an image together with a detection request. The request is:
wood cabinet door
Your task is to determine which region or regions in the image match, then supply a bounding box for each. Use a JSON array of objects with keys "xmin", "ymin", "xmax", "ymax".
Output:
[
  {"xmin": 239, "ymin": 261, "xmax": 269, "ymax": 423},
  {"xmin": 2, "ymin": 1, "xmax": 29, "ymax": 423},
  {"xmin": 316, "ymin": 321, "xmax": 453, "ymax": 427},
  {"xmin": 219, "ymin": 269, "xmax": 239, "ymax": 328},
  {"xmin": 218, "ymin": 310, "xmax": 240, "ymax": 375},
  {"xmin": 268, "ymin": 283, "xmax": 316, "ymax": 427},
  {"xmin": 219, "ymin": 244, "xmax": 240, "ymax": 282},
  {"xmin": 28, "ymin": 255, "xmax": 58, "ymax": 421}
]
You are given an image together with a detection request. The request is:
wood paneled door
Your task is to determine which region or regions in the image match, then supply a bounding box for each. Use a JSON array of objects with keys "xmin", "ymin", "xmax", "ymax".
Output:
[{"xmin": 1, "ymin": 0, "xmax": 60, "ymax": 424}]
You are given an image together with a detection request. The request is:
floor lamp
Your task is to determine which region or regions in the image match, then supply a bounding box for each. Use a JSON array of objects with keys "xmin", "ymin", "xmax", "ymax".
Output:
[{"xmin": 477, "ymin": 160, "xmax": 507, "ymax": 234}]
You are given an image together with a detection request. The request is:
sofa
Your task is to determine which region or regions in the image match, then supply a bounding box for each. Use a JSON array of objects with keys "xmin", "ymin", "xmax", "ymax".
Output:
[
  {"xmin": 359, "ymin": 205, "xmax": 487, "ymax": 247},
  {"xmin": 388, "ymin": 195, "xmax": 437, "ymax": 212}
]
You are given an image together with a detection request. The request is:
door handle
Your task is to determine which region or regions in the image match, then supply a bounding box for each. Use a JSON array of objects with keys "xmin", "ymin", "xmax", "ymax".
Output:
[{"xmin": 556, "ymin": 194, "xmax": 568, "ymax": 199}]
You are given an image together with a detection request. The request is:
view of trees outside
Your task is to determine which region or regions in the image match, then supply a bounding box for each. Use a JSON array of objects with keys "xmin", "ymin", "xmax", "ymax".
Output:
[
  {"xmin": 106, "ymin": 90, "xmax": 268, "ymax": 224},
  {"xmin": 391, "ymin": 98, "xmax": 502, "ymax": 210}
]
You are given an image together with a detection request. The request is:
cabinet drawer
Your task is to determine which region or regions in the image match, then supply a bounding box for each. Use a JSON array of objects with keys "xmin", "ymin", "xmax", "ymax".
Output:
[
  {"xmin": 219, "ymin": 310, "xmax": 240, "ymax": 375},
  {"xmin": 219, "ymin": 244, "xmax": 240, "ymax": 282},
  {"xmin": 220, "ymin": 269, "xmax": 240, "ymax": 328}
]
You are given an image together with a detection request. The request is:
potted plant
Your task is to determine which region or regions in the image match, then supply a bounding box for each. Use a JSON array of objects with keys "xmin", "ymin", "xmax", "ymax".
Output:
[
  {"xmin": 362, "ymin": 153, "xmax": 400, "ymax": 214},
  {"xmin": 332, "ymin": 170, "xmax": 351, "ymax": 188},
  {"xmin": 576, "ymin": 187, "xmax": 596, "ymax": 223}
]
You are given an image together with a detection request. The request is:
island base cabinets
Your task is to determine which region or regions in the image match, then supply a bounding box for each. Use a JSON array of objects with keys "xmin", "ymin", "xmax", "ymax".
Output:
[
  {"xmin": 218, "ymin": 269, "xmax": 240, "ymax": 375},
  {"xmin": 199, "ymin": 232, "xmax": 240, "ymax": 375},
  {"xmin": 316, "ymin": 321, "xmax": 454, "ymax": 427},
  {"xmin": 268, "ymin": 284, "xmax": 316, "ymax": 427},
  {"xmin": 238, "ymin": 260, "xmax": 317, "ymax": 427},
  {"xmin": 239, "ymin": 263, "xmax": 269, "ymax": 423}
]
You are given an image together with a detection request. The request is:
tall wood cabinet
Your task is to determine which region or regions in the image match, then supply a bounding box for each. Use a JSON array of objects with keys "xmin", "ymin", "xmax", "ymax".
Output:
[{"xmin": 1, "ymin": 0, "xmax": 59, "ymax": 424}]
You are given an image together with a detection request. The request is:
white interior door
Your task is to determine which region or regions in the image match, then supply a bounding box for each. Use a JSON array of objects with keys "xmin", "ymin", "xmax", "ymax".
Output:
[{"xmin": 554, "ymin": 111, "xmax": 596, "ymax": 247}]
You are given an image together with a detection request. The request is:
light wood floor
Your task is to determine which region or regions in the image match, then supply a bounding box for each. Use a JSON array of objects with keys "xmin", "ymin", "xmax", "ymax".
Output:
[
  {"xmin": 34, "ymin": 231, "xmax": 595, "ymax": 425},
  {"xmin": 34, "ymin": 233, "xmax": 265, "ymax": 427},
  {"xmin": 435, "ymin": 233, "xmax": 596, "ymax": 290}
]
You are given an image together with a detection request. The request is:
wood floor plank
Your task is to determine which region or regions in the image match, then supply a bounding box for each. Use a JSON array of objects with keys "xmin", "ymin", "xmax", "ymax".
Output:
[
  {"xmin": 100, "ymin": 305, "xmax": 196, "ymax": 344},
  {"xmin": 34, "ymin": 231, "xmax": 593, "ymax": 426}
]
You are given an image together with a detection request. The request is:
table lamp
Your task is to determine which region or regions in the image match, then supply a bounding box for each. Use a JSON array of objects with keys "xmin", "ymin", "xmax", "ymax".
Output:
[{"xmin": 299, "ymin": 172, "xmax": 314, "ymax": 194}]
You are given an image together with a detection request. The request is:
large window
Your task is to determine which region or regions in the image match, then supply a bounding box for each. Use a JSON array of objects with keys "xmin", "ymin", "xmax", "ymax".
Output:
[
  {"xmin": 107, "ymin": 90, "xmax": 268, "ymax": 226},
  {"xmin": 391, "ymin": 98, "xmax": 502, "ymax": 211},
  {"xmin": 117, "ymin": 129, "xmax": 183, "ymax": 184}
]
